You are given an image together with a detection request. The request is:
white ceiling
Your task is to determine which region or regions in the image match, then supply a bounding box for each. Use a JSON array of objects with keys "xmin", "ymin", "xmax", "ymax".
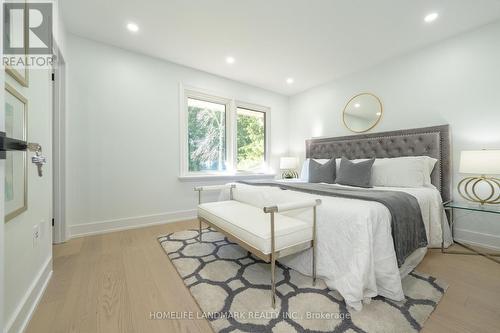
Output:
[{"xmin": 61, "ymin": 0, "xmax": 500, "ymax": 95}]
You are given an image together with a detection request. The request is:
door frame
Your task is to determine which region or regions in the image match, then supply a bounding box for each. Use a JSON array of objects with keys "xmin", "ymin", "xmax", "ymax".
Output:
[
  {"xmin": 0, "ymin": 1, "xmax": 5, "ymax": 324},
  {"xmin": 52, "ymin": 43, "xmax": 67, "ymax": 243}
]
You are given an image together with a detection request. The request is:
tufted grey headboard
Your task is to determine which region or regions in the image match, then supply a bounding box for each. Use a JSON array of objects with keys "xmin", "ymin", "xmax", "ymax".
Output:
[{"xmin": 306, "ymin": 125, "xmax": 451, "ymax": 202}]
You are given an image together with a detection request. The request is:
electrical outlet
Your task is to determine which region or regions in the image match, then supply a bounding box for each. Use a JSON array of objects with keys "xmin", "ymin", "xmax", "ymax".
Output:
[{"xmin": 33, "ymin": 224, "xmax": 40, "ymax": 247}]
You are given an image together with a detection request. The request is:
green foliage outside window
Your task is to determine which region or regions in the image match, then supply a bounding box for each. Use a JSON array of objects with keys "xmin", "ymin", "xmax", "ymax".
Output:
[
  {"xmin": 188, "ymin": 101, "xmax": 226, "ymax": 172},
  {"xmin": 236, "ymin": 109, "xmax": 265, "ymax": 171},
  {"xmin": 187, "ymin": 99, "xmax": 265, "ymax": 172}
]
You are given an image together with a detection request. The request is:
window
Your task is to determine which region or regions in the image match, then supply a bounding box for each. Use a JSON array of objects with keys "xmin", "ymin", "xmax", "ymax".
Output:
[
  {"xmin": 236, "ymin": 108, "xmax": 266, "ymax": 171},
  {"xmin": 187, "ymin": 98, "xmax": 227, "ymax": 172},
  {"xmin": 181, "ymin": 88, "xmax": 270, "ymax": 177}
]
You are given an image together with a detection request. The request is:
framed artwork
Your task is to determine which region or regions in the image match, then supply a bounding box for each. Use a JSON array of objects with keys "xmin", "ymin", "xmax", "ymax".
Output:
[
  {"xmin": 6, "ymin": 65, "xmax": 29, "ymax": 88},
  {"xmin": 4, "ymin": 0, "xmax": 29, "ymax": 87},
  {"xmin": 5, "ymin": 83, "xmax": 28, "ymax": 222}
]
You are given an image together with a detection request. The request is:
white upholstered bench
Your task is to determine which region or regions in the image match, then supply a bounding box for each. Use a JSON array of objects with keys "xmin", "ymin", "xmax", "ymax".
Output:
[{"xmin": 195, "ymin": 184, "xmax": 321, "ymax": 308}]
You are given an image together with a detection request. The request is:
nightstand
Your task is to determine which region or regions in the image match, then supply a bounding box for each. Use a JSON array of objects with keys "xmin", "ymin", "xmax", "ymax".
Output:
[{"xmin": 442, "ymin": 201, "xmax": 500, "ymax": 264}]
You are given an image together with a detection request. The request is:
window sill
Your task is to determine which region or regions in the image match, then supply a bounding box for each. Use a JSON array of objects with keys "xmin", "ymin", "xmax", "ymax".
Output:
[{"xmin": 178, "ymin": 173, "xmax": 276, "ymax": 182}]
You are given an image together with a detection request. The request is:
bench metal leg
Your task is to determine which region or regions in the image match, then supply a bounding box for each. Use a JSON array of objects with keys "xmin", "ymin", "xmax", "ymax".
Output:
[
  {"xmin": 270, "ymin": 211, "xmax": 276, "ymax": 309},
  {"xmin": 271, "ymin": 253, "xmax": 276, "ymax": 309},
  {"xmin": 198, "ymin": 218, "xmax": 202, "ymax": 242},
  {"xmin": 312, "ymin": 240, "xmax": 316, "ymax": 286},
  {"xmin": 312, "ymin": 206, "xmax": 317, "ymax": 286},
  {"xmin": 197, "ymin": 190, "xmax": 202, "ymax": 242}
]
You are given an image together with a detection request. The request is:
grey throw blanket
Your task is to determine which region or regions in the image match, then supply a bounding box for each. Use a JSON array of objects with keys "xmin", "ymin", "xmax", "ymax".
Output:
[{"xmin": 238, "ymin": 180, "xmax": 428, "ymax": 267}]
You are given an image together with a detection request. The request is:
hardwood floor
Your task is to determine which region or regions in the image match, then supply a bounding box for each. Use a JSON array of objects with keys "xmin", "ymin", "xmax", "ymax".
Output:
[{"xmin": 26, "ymin": 220, "xmax": 500, "ymax": 333}]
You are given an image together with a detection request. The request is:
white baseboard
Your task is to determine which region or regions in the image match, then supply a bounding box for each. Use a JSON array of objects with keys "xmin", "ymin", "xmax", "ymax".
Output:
[
  {"xmin": 69, "ymin": 209, "xmax": 197, "ymax": 238},
  {"xmin": 454, "ymin": 228, "xmax": 500, "ymax": 251},
  {"xmin": 5, "ymin": 257, "xmax": 52, "ymax": 333}
]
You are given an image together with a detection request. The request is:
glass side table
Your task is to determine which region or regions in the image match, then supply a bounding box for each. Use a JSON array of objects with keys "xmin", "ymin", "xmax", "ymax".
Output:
[{"xmin": 442, "ymin": 201, "xmax": 500, "ymax": 264}]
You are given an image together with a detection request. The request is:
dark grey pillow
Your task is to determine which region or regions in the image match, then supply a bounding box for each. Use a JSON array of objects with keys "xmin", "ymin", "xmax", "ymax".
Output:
[
  {"xmin": 335, "ymin": 157, "xmax": 375, "ymax": 188},
  {"xmin": 309, "ymin": 158, "xmax": 336, "ymax": 183}
]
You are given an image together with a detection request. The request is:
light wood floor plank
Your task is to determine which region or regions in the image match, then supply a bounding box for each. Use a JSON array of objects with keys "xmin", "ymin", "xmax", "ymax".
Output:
[
  {"xmin": 25, "ymin": 220, "xmax": 500, "ymax": 333},
  {"xmin": 420, "ymin": 248, "xmax": 500, "ymax": 333}
]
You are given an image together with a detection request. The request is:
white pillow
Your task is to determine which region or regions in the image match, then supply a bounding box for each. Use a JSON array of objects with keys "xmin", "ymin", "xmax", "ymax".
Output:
[
  {"xmin": 370, "ymin": 156, "xmax": 437, "ymax": 188},
  {"xmin": 299, "ymin": 158, "xmax": 330, "ymax": 181}
]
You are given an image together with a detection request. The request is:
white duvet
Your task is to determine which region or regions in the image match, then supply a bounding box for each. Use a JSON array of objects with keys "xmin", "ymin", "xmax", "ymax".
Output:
[{"xmin": 222, "ymin": 182, "xmax": 452, "ymax": 311}]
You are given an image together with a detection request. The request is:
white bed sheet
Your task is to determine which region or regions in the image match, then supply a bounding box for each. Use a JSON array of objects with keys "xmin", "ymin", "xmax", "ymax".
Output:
[{"xmin": 221, "ymin": 182, "xmax": 452, "ymax": 311}]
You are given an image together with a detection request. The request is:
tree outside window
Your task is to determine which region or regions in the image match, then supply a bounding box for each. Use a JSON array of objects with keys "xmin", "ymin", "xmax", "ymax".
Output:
[{"xmin": 184, "ymin": 90, "xmax": 269, "ymax": 175}]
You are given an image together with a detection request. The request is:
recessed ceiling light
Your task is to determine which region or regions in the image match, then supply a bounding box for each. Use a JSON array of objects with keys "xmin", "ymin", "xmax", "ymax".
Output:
[
  {"xmin": 424, "ymin": 12, "xmax": 439, "ymax": 23},
  {"xmin": 127, "ymin": 22, "xmax": 139, "ymax": 32},
  {"xmin": 286, "ymin": 78, "xmax": 294, "ymax": 84},
  {"xmin": 226, "ymin": 56, "xmax": 235, "ymax": 64},
  {"xmin": 354, "ymin": 103, "xmax": 361, "ymax": 108}
]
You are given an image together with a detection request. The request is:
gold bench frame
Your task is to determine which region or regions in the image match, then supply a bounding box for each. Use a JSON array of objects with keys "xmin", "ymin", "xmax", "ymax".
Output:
[{"xmin": 195, "ymin": 184, "xmax": 321, "ymax": 308}]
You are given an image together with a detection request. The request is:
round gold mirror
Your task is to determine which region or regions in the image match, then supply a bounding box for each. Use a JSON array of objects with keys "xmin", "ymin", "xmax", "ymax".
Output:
[{"xmin": 342, "ymin": 93, "xmax": 383, "ymax": 133}]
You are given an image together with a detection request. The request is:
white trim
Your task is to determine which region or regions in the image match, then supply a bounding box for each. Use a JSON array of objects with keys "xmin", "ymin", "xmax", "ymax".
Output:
[
  {"xmin": 179, "ymin": 84, "xmax": 271, "ymax": 177},
  {"xmin": 235, "ymin": 100, "xmax": 271, "ymax": 113},
  {"xmin": 184, "ymin": 87, "xmax": 233, "ymax": 106},
  {"xmin": 454, "ymin": 228, "xmax": 500, "ymax": 251},
  {"xmin": 227, "ymin": 98, "xmax": 236, "ymax": 170},
  {"xmin": 178, "ymin": 173, "xmax": 276, "ymax": 182},
  {"xmin": 52, "ymin": 43, "xmax": 67, "ymax": 244},
  {"xmin": 5, "ymin": 257, "xmax": 52, "ymax": 333},
  {"xmin": 179, "ymin": 83, "xmax": 187, "ymax": 177},
  {"xmin": 69, "ymin": 209, "xmax": 197, "ymax": 238}
]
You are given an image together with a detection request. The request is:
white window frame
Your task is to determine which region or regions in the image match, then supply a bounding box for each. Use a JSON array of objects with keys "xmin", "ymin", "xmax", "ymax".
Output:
[{"xmin": 179, "ymin": 85, "xmax": 272, "ymax": 180}]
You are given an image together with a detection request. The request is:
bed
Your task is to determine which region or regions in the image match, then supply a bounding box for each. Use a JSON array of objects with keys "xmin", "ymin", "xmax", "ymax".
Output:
[{"xmin": 223, "ymin": 125, "xmax": 453, "ymax": 310}]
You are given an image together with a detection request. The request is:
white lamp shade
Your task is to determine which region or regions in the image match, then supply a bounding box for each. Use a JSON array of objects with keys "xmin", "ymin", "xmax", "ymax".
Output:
[
  {"xmin": 280, "ymin": 157, "xmax": 298, "ymax": 170},
  {"xmin": 459, "ymin": 150, "xmax": 500, "ymax": 174}
]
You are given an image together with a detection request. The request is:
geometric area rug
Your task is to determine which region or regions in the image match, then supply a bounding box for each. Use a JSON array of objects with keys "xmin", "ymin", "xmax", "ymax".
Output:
[{"xmin": 158, "ymin": 228, "xmax": 448, "ymax": 333}]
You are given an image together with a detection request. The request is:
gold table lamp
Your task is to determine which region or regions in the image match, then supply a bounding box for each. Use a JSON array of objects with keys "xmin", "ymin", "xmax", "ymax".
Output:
[{"xmin": 458, "ymin": 150, "xmax": 500, "ymax": 205}]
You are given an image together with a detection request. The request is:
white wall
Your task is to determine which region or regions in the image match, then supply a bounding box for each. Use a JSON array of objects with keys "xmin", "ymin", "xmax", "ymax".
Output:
[
  {"xmin": 289, "ymin": 21, "xmax": 500, "ymax": 249},
  {"xmin": 52, "ymin": 0, "xmax": 68, "ymax": 56},
  {"xmin": 65, "ymin": 34, "xmax": 289, "ymax": 236}
]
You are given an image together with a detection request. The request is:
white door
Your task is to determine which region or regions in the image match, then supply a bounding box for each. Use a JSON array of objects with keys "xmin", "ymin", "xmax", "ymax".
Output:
[
  {"xmin": 0, "ymin": 55, "xmax": 5, "ymax": 333},
  {"xmin": 1, "ymin": 2, "xmax": 54, "ymax": 330},
  {"xmin": 3, "ymin": 68, "xmax": 53, "ymax": 332},
  {"xmin": 1, "ymin": 3, "xmax": 7, "ymax": 328}
]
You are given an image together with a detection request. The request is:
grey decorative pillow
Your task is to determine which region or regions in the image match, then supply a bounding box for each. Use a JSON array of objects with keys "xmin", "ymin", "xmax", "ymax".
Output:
[
  {"xmin": 335, "ymin": 157, "xmax": 375, "ymax": 188},
  {"xmin": 309, "ymin": 158, "xmax": 336, "ymax": 183}
]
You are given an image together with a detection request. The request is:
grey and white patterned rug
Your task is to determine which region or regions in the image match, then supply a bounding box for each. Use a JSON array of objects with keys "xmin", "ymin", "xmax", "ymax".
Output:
[{"xmin": 158, "ymin": 228, "xmax": 447, "ymax": 333}]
